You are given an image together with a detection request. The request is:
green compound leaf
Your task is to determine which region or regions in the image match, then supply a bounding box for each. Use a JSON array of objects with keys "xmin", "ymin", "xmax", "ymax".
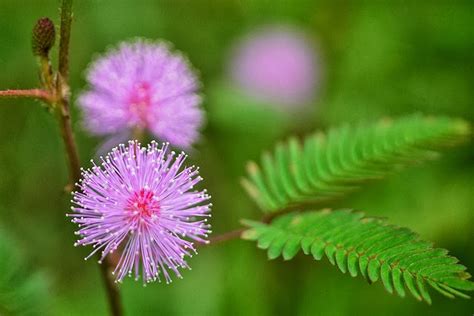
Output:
[
  {"xmin": 242, "ymin": 209, "xmax": 474, "ymax": 303},
  {"xmin": 242, "ymin": 115, "xmax": 470, "ymax": 213}
]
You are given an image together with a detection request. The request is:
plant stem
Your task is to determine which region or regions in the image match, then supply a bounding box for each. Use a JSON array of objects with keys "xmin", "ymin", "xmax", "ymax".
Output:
[
  {"xmin": 203, "ymin": 209, "xmax": 293, "ymax": 247},
  {"xmin": 58, "ymin": 0, "xmax": 72, "ymax": 82},
  {"xmin": 57, "ymin": 1, "xmax": 123, "ymax": 315},
  {"xmin": 0, "ymin": 89, "xmax": 52, "ymax": 101},
  {"xmin": 40, "ymin": 56, "xmax": 54, "ymax": 91},
  {"xmin": 206, "ymin": 228, "xmax": 245, "ymax": 246},
  {"xmin": 55, "ymin": 83, "xmax": 81, "ymax": 184},
  {"xmin": 56, "ymin": 0, "xmax": 81, "ymax": 185},
  {"xmin": 99, "ymin": 260, "xmax": 124, "ymax": 316},
  {"xmin": 57, "ymin": 0, "xmax": 76, "ymax": 180}
]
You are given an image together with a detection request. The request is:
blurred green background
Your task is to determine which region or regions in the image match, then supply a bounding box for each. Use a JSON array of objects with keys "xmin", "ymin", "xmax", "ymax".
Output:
[{"xmin": 0, "ymin": 1, "xmax": 473, "ymax": 315}]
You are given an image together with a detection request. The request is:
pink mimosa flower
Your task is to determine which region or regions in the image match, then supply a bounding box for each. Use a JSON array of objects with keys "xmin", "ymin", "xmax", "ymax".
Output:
[
  {"xmin": 78, "ymin": 39, "xmax": 204, "ymax": 149},
  {"xmin": 69, "ymin": 141, "xmax": 211, "ymax": 284},
  {"xmin": 229, "ymin": 25, "xmax": 321, "ymax": 109}
]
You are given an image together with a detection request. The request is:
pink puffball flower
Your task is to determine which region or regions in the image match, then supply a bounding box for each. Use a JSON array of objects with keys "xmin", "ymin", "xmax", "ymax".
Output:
[
  {"xmin": 229, "ymin": 25, "xmax": 321, "ymax": 109},
  {"xmin": 78, "ymin": 39, "xmax": 204, "ymax": 149},
  {"xmin": 68, "ymin": 141, "xmax": 211, "ymax": 284}
]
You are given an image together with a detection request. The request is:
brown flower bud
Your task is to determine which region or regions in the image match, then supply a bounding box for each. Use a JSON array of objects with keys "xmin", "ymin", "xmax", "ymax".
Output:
[{"xmin": 32, "ymin": 17, "xmax": 56, "ymax": 57}]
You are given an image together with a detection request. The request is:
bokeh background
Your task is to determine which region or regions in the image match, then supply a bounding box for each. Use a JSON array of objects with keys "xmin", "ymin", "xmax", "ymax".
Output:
[{"xmin": 0, "ymin": 1, "xmax": 473, "ymax": 315}]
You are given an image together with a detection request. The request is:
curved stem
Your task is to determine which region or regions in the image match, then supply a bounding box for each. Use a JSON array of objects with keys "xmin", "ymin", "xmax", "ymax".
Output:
[{"xmin": 57, "ymin": 1, "xmax": 123, "ymax": 315}]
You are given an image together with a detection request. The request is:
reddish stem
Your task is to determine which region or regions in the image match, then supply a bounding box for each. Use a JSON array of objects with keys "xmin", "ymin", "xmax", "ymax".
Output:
[
  {"xmin": 206, "ymin": 228, "xmax": 246, "ymax": 246},
  {"xmin": 0, "ymin": 89, "xmax": 52, "ymax": 101},
  {"xmin": 202, "ymin": 209, "xmax": 296, "ymax": 247}
]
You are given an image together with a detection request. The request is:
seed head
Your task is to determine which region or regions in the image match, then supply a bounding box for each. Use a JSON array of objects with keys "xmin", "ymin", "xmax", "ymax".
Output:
[{"xmin": 32, "ymin": 17, "xmax": 56, "ymax": 57}]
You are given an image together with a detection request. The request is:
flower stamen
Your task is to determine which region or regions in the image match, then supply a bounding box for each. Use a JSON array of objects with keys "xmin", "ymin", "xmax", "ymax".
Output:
[
  {"xmin": 126, "ymin": 188, "xmax": 160, "ymax": 219},
  {"xmin": 128, "ymin": 82, "xmax": 152, "ymax": 128}
]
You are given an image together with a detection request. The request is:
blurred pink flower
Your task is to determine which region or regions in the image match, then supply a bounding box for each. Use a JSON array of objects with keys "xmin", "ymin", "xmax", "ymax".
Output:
[
  {"xmin": 229, "ymin": 25, "xmax": 322, "ymax": 109},
  {"xmin": 78, "ymin": 39, "xmax": 204, "ymax": 149}
]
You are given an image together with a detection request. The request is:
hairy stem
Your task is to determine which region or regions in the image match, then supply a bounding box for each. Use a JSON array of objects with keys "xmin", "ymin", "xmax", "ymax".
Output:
[
  {"xmin": 0, "ymin": 89, "xmax": 52, "ymax": 101},
  {"xmin": 58, "ymin": 0, "xmax": 72, "ymax": 81},
  {"xmin": 55, "ymin": 88, "xmax": 81, "ymax": 183},
  {"xmin": 39, "ymin": 56, "xmax": 54, "ymax": 91},
  {"xmin": 56, "ymin": 17, "xmax": 81, "ymax": 187},
  {"xmin": 57, "ymin": 1, "xmax": 123, "ymax": 315}
]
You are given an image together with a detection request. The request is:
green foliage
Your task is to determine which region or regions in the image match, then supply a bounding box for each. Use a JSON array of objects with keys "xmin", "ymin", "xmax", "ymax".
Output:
[
  {"xmin": 0, "ymin": 229, "xmax": 49, "ymax": 315},
  {"xmin": 242, "ymin": 115, "xmax": 470, "ymax": 213},
  {"xmin": 240, "ymin": 114, "xmax": 472, "ymax": 303},
  {"xmin": 242, "ymin": 209, "xmax": 474, "ymax": 303}
]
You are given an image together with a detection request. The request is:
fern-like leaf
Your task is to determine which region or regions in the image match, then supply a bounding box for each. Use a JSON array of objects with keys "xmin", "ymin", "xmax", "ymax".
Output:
[
  {"xmin": 242, "ymin": 209, "xmax": 474, "ymax": 303},
  {"xmin": 242, "ymin": 115, "xmax": 470, "ymax": 212}
]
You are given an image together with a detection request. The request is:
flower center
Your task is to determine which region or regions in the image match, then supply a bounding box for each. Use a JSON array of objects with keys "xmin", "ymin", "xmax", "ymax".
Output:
[
  {"xmin": 125, "ymin": 188, "xmax": 160, "ymax": 220},
  {"xmin": 128, "ymin": 82, "xmax": 152, "ymax": 127}
]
